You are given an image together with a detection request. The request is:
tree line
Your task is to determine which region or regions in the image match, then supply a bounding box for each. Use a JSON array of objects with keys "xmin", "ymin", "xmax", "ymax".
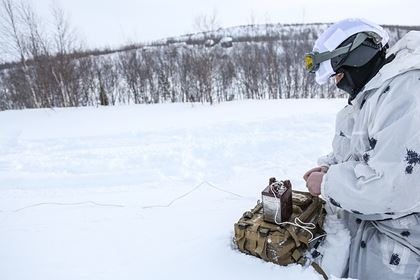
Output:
[{"xmin": 0, "ymin": 0, "xmax": 417, "ymax": 110}]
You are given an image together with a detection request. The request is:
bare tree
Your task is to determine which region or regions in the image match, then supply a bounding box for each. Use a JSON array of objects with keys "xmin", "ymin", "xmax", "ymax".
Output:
[
  {"xmin": 50, "ymin": 3, "xmax": 80, "ymax": 107},
  {"xmin": 0, "ymin": 0, "xmax": 84, "ymax": 108},
  {"xmin": 0, "ymin": 0, "xmax": 40, "ymax": 107},
  {"xmin": 96, "ymin": 56, "xmax": 119, "ymax": 105},
  {"xmin": 193, "ymin": 9, "xmax": 221, "ymax": 32},
  {"xmin": 51, "ymin": 3, "xmax": 78, "ymax": 56}
]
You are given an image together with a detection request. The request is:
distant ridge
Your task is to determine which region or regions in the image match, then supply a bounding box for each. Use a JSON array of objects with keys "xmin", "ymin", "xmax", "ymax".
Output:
[{"xmin": 1, "ymin": 22, "xmax": 419, "ymax": 110}]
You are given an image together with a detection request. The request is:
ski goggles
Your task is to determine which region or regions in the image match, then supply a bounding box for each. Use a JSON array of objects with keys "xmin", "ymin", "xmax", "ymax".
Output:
[{"xmin": 304, "ymin": 32, "xmax": 369, "ymax": 73}]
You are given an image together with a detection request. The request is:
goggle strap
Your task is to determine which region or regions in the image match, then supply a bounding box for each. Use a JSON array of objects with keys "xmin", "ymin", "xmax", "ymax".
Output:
[{"xmin": 313, "ymin": 33, "xmax": 369, "ymax": 65}]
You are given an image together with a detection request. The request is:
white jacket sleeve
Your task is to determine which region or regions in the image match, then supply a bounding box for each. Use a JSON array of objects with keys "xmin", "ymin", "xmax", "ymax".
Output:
[
  {"xmin": 317, "ymin": 152, "xmax": 337, "ymax": 167},
  {"xmin": 321, "ymin": 72, "xmax": 420, "ymax": 215}
]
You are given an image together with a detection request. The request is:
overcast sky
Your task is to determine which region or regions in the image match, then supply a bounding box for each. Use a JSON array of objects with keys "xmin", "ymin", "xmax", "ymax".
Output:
[{"xmin": 27, "ymin": 0, "xmax": 420, "ymax": 49}]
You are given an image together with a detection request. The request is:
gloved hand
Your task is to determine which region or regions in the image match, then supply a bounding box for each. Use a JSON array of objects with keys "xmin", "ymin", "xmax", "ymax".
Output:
[
  {"xmin": 303, "ymin": 166, "xmax": 328, "ymax": 196},
  {"xmin": 306, "ymin": 172, "xmax": 326, "ymax": 196},
  {"xmin": 303, "ymin": 166, "xmax": 329, "ymax": 181}
]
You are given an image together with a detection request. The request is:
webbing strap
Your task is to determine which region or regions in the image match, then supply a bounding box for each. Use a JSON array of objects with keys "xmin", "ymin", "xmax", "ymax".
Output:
[
  {"xmin": 247, "ymin": 229, "xmax": 259, "ymax": 254},
  {"xmin": 255, "ymin": 235, "xmax": 267, "ymax": 259},
  {"xmin": 311, "ymin": 262, "xmax": 329, "ymax": 280},
  {"xmin": 248, "ymin": 238, "xmax": 257, "ymax": 253},
  {"xmin": 235, "ymin": 226, "xmax": 246, "ymax": 251},
  {"xmin": 286, "ymin": 226, "xmax": 301, "ymax": 247},
  {"xmin": 299, "ymin": 197, "xmax": 321, "ymax": 222},
  {"xmin": 298, "ymin": 233, "xmax": 310, "ymax": 246},
  {"xmin": 291, "ymin": 249, "xmax": 302, "ymax": 262},
  {"xmin": 292, "ymin": 250, "xmax": 328, "ymax": 279}
]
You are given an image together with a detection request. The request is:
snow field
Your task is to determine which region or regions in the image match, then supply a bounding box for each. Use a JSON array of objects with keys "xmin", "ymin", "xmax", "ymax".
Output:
[{"xmin": 0, "ymin": 99, "xmax": 346, "ymax": 280}]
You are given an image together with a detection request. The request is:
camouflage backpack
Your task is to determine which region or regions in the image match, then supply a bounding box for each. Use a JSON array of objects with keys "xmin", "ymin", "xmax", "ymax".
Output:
[{"xmin": 233, "ymin": 187, "xmax": 327, "ymax": 278}]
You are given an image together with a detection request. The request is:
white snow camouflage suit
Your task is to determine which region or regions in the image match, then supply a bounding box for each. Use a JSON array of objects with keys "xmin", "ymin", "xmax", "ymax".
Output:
[{"xmin": 318, "ymin": 31, "xmax": 420, "ymax": 279}]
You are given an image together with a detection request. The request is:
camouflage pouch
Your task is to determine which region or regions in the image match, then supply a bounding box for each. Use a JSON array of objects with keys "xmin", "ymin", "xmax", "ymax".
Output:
[{"xmin": 233, "ymin": 190, "xmax": 326, "ymax": 277}]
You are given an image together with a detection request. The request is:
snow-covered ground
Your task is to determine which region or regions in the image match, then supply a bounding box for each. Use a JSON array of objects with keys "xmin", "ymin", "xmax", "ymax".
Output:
[{"xmin": 0, "ymin": 99, "xmax": 346, "ymax": 280}]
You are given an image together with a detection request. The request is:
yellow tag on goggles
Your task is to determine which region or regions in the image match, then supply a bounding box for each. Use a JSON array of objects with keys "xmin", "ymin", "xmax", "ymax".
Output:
[{"xmin": 304, "ymin": 33, "xmax": 369, "ymax": 73}]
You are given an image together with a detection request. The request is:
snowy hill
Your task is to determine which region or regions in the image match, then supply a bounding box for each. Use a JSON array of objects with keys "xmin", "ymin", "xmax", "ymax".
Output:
[
  {"xmin": 0, "ymin": 99, "xmax": 347, "ymax": 280},
  {"xmin": 154, "ymin": 22, "xmax": 417, "ymax": 47}
]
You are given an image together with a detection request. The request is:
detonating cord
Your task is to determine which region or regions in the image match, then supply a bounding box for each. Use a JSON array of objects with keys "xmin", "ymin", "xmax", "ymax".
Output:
[
  {"xmin": 12, "ymin": 201, "xmax": 125, "ymax": 213},
  {"xmin": 270, "ymin": 183, "xmax": 317, "ymax": 242},
  {"xmin": 2, "ymin": 181, "xmax": 245, "ymax": 213},
  {"xmin": 309, "ymin": 233, "xmax": 327, "ymax": 244},
  {"xmin": 141, "ymin": 180, "xmax": 245, "ymax": 209}
]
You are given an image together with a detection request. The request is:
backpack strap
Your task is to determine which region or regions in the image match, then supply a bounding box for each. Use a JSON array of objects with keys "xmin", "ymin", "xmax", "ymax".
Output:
[
  {"xmin": 298, "ymin": 196, "xmax": 322, "ymax": 223},
  {"xmin": 255, "ymin": 227, "xmax": 269, "ymax": 259},
  {"xmin": 286, "ymin": 226, "xmax": 301, "ymax": 247},
  {"xmin": 311, "ymin": 262, "xmax": 329, "ymax": 280},
  {"xmin": 235, "ymin": 222, "xmax": 248, "ymax": 251}
]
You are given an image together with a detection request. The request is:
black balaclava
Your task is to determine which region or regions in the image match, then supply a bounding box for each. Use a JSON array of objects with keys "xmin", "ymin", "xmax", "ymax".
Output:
[{"xmin": 336, "ymin": 47, "xmax": 387, "ymax": 101}]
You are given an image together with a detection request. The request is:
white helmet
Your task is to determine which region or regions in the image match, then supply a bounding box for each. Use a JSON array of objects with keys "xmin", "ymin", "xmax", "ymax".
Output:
[{"xmin": 310, "ymin": 18, "xmax": 389, "ymax": 85}]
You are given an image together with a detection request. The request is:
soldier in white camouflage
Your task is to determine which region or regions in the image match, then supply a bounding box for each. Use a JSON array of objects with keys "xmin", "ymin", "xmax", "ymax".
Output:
[{"xmin": 304, "ymin": 18, "xmax": 420, "ymax": 279}]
